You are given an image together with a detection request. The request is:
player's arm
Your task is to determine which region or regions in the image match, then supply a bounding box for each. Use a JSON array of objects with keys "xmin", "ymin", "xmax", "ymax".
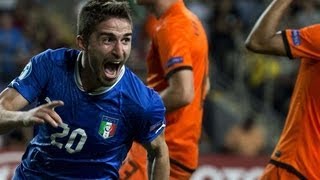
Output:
[
  {"xmin": 0, "ymin": 88, "xmax": 64, "ymax": 134},
  {"xmin": 160, "ymin": 69, "xmax": 194, "ymax": 113},
  {"xmin": 142, "ymin": 131, "xmax": 169, "ymax": 180},
  {"xmin": 245, "ymin": 0, "xmax": 293, "ymax": 56}
]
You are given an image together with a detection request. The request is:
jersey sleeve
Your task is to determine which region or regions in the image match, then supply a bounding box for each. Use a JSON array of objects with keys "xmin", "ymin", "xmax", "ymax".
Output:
[
  {"xmin": 156, "ymin": 22, "xmax": 193, "ymax": 79},
  {"xmin": 134, "ymin": 92, "xmax": 166, "ymax": 144},
  {"xmin": 8, "ymin": 51, "xmax": 52, "ymax": 103},
  {"xmin": 283, "ymin": 24, "xmax": 320, "ymax": 60}
]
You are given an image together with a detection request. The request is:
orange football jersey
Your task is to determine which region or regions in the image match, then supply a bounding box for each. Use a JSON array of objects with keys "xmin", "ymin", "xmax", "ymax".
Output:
[
  {"xmin": 146, "ymin": 0, "xmax": 209, "ymax": 171},
  {"xmin": 262, "ymin": 24, "xmax": 320, "ymax": 179},
  {"xmin": 120, "ymin": 0, "xmax": 209, "ymax": 179}
]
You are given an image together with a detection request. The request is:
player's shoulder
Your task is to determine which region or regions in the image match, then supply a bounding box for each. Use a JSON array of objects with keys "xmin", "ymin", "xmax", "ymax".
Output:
[
  {"xmin": 122, "ymin": 67, "xmax": 163, "ymax": 107},
  {"xmin": 159, "ymin": 8, "xmax": 202, "ymax": 37},
  {"xmin": 166, "ymin": 3, "xmax": 200, "ymax": 24},
  {"xmin": 122, "ymin": 67, "xmax": 151, "ymax": 94},
  {"xmin": 33, "ymin": 48, "xmax": 80, "ymax": 66}
]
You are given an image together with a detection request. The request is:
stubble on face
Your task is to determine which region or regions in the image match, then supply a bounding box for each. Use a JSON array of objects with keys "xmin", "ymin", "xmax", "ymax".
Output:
[{"xmin": 82, "ymin": 18, "xmax": 132, "ymax": 90}]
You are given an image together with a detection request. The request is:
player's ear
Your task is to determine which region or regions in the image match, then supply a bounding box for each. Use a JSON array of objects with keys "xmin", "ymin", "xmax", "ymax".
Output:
[{"xmin": 76, "ymin": 35, "xmax": 86, "ymax": 50}]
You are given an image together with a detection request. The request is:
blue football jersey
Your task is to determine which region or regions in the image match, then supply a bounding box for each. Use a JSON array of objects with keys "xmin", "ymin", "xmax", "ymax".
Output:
[{"xmin": 9, "ymin": 48, "xmax": 166, "ymax": 180}]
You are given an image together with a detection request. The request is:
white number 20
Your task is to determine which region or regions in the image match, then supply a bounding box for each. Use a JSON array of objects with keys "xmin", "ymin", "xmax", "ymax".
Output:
[{"xmin": 50, "ymin": 123, "xmax": 87, "ymax": 154}]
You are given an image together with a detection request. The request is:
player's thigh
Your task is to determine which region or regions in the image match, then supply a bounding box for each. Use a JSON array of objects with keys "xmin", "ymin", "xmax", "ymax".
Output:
[{"xmin": 260, "ymin": 163, "xmax": 300, "ymax": 180}]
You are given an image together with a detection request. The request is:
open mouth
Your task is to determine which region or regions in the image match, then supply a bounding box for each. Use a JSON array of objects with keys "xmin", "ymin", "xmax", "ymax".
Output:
[{"xmin": 104, "ymin": 61, "xmax": 121, "ymax": 80}]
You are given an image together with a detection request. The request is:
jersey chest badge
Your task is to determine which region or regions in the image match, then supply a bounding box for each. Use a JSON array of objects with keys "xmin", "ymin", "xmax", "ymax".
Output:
[{"xmin": 98, "ymin": 116, "xmax": 118, "ymax": 139}]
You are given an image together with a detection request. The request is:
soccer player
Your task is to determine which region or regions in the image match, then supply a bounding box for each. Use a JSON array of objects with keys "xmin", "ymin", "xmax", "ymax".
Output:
[
  {"xmin": 245, "ymin": 0, "xmax": 320, "ymax": 179},
  {"xmin": 0, "ymin": 0, "xmax": 169, "ymax": 179},
  {"xmin": 120, "ymin": 0, "xmax": 210, "ymax": 179}
]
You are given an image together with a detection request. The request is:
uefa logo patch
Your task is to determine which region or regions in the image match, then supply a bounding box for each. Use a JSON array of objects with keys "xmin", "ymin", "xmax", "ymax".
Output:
[
  {"xmin": 166, "ymin": 56, "xmax": 183, "ymax": 68},
  {"xmin": 98, "ymin": 116, "xmax": 118, "ymax": 139},
  {"xmin": 291, "ymin": 30, "xmax": 301, "ymax": 46}
]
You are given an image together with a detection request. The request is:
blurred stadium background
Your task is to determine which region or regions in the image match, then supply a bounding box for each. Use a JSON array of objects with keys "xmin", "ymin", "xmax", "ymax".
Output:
[{"xmin": 1, "ymin": 0, "xmax": 319, "ymax": 179}]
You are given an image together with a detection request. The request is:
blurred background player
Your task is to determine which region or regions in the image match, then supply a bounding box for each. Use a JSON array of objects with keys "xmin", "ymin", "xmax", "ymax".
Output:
[
  {"xmin": 120, "ymin": 0, "xmax": 210, "ymax": 179},
  {"xmin": 223, "ymin": 114, "xmax": 266, "ymax": 157},
  {"xmin": 0, "ymin": 0, "xmax": 169, "ymax": 179},
  {"xmin": 246, "ymin": 0, "xmax": 320, "ymax": 179}
]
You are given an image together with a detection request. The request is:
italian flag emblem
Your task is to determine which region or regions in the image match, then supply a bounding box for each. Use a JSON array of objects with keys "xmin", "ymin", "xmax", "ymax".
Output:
[{"xmin": 98, "ymin": 116, "xmax": 117, "ymax": 139}]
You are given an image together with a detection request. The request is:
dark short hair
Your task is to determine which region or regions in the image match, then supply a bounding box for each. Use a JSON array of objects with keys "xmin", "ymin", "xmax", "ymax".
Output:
[{"xmin": 77, "ymin": 0, "xmax": 132, "ymax": 43}]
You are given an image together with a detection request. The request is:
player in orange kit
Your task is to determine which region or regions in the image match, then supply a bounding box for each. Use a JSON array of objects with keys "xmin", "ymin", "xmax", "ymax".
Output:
[
  {"xmin": 119, "ymin": 0, "xmax": 210, "ymax": 179},
  {"xmin": 246, "ymin": 0, "xmax": 320, "ymax": 179}
]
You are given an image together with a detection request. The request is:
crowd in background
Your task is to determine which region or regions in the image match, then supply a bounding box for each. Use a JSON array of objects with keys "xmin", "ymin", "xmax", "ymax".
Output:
[{"xmin": 1, "ymin": 0, "xmax": 320, "ymax": 157}]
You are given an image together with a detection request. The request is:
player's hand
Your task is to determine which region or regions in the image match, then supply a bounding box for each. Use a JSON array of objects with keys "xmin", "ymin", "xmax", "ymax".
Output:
[{"xmin": 21, "ymin": 100, "xmax": 64, "ymax": 128}]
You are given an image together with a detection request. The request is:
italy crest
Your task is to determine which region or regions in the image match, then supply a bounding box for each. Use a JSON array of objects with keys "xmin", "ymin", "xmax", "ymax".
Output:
[{"xmin": 98, "ymin": 116, "xmax": 118, "ymax": 139}]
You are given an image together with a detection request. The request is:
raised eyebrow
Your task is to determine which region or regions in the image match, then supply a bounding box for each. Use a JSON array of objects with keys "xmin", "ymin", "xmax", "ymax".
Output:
[
  {"xmin": 99, "ymin": 32, "xmax": 132, "ymax": 37},
  {"xmin": 123, "ymin": 33, "xmax": 132, "ymax": 37}
]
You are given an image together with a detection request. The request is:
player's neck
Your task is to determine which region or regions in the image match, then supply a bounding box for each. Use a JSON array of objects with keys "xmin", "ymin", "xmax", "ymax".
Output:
[{"xmin": 78, "ymin": 55, "xmax": 100, "ymax": 92}]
